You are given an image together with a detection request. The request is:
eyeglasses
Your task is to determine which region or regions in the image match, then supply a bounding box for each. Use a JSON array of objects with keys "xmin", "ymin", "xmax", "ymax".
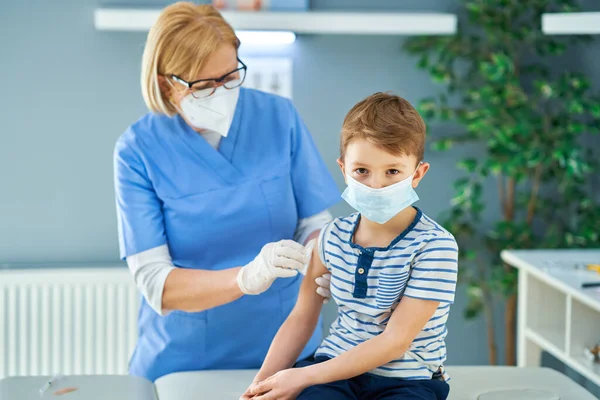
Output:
[{"xmin": 170, "ymin": 58, "xmax": 247, "ymax": 99}]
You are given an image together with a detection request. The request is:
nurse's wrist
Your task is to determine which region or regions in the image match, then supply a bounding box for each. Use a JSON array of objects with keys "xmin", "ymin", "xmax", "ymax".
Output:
[{"xmin": 234, "ymin": 266, "xmax": 249, "ymax": 295}]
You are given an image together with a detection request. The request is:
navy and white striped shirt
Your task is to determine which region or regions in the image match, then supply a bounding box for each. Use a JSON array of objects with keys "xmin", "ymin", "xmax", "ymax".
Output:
[{"xmin": 315, "ymin": 209, "xmax": 458, "ymax": 381}]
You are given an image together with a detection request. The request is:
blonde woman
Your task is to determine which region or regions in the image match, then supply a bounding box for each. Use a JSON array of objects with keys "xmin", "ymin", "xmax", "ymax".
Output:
[{"xmin": 114, "ymin": 2, "xmax": 338, "ymax": 381}]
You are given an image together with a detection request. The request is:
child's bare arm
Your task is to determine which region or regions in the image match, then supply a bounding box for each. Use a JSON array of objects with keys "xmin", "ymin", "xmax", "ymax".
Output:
[
  {"xmin": 299, "ymin": 297, "xmax": 439, "ymax": 385},
  {"xmin": 253, "ymin": 244, "xmax": 329, "ymax": 381},
  {"xmin": 251, "ymin": 296, "xmax": 440, "ymax": 397}
]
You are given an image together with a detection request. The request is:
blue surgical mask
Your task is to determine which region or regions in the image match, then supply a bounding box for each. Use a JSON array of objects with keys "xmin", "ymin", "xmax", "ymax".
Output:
[{"xmin": 341, "ymin": 167, "xmax": 420, "ymax": 224}]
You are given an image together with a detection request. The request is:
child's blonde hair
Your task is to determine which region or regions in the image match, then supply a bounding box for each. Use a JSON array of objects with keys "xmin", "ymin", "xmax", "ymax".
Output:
[
  {"xmin": 141, "ymin": 2, "xmax": 240, "ymax": 115},
  {"xmin": 340, "ymin": 93, "xmax": 426, "ymax": 162}
]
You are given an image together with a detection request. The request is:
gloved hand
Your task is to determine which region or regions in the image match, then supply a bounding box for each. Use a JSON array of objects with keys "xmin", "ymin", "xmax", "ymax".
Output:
[
  {"xmin": 299, "ymin": 239, "xmax": 316, "ymax": 275},
  {"xmin": 237, "ymin": 240, "xmax": 307, "ymax": 295},
  {"xmin": 302, "ymin": 238, "xmax": 332, "ymax": 304},
  {"xmin": 316, "ymin": 273, "xmax": 332, "ymax": 304}
]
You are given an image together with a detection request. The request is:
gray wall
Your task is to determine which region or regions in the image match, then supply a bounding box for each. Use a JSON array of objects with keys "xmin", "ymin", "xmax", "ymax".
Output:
[{"xmin": 1, "ymin": 0, "xmax": 599, "ymax": 392}]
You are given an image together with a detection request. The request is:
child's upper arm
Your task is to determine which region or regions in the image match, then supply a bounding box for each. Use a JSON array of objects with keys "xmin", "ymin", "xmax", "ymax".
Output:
[{"xmin": 292, "ymin": 229, "xmax": 330, "ymax": 317}]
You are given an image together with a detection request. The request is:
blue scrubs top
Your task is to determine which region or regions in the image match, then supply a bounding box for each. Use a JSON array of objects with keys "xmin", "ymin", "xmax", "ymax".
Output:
[{"xmin": 114, "ymin": 88, "xmax": 340, "ymax": 382}]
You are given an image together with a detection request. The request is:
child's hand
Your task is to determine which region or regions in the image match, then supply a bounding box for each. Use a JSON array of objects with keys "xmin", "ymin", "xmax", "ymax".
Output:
[
  {"xmin": 239, "ymin": 382, "xmax": 257, "ymax": 400},
  {"xmin": 250, "ymin": 368, "xmax": 311, "ymax": 399}
]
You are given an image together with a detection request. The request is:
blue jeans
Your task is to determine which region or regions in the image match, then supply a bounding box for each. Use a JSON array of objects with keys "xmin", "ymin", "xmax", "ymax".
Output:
[{"xmin": 294, "ymin": 356, "xmax": 450, "ymax": 400}]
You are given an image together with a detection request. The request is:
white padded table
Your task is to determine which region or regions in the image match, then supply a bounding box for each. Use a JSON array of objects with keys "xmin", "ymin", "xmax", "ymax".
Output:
[
  {"xmin": 1, "ymin": 367, "xmax": 596, "ymax": 399},
  {"xmin": 0, "ymin": 375, "xmax": 156, "ymax": 400},
  {"xmin": 153, "ymin": 366, "xmax": 597, "ymax": 400}
]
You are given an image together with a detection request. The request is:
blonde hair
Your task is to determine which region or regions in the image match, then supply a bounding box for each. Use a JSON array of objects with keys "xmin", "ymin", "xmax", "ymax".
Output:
[
  {"xmin": 141, "ymin": 2, "xmax": 240, "ymax": 115},
  {"xmin": 340, "ymin": 92, "xmax": 426, "ymax": 162}
]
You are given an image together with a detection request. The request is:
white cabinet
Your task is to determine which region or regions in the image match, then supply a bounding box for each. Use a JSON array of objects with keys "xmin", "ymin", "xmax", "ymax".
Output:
[{"xmin": 502, "ymin": 249, "xmax": 600, "ymax": 387}]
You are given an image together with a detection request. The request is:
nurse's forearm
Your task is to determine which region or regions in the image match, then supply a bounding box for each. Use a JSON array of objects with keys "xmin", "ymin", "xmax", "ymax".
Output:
[{"xmin": 162, "ymin": 267, "xmax": 242, "ymax": 313}]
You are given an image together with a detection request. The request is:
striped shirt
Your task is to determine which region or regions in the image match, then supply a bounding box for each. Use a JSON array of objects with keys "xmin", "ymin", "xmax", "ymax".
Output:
[{"xmin": 315, "ymin": 208, "xmax": 458, "ymax": 381}]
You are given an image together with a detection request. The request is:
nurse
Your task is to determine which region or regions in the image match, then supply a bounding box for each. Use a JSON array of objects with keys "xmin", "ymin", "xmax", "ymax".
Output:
[{"xmin": 113, "ymin": 2, "xmax": 339, "ymax": 382}]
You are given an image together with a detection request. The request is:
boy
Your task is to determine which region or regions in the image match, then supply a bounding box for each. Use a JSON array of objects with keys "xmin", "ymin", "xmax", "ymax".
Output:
[{"xmin": 242, "ymin": 93, "xmax": 458, "ymax": 400}]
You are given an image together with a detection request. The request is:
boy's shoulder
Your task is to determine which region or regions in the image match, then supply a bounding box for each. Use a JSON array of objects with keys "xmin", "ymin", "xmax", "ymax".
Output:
[
  {"xmin": 324, "ymin": 213, "xmax": 359, "ymax": 239},
  {"xmin": 319, "ymin": 210, "xmax": 458, "ymax": 250},
  {"xmin": 317, "ymin": 214, "xmax": 358, "ymax": 253},
  {"xmin": 333, "ymin": 213, "xmax": 360, "ymax": 228},
  {"xmin": 414, "ymin": 211, "xmax": 455, "ymax": 238},
  {"xmin": 392, "ymin": 210, "xmax": 458, "ymax": 252}
]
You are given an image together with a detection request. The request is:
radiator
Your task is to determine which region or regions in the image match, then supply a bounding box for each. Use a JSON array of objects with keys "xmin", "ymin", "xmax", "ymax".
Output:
[{"xmin": 0, "ymin": 267, "xmax": 140, "ymax": 378}]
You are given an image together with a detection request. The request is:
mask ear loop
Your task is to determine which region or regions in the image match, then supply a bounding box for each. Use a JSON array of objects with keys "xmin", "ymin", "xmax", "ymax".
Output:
[
  {"xmin": 166, "ymin": 78, "xmax": 190, "ymax": 116},
  {"xmin": 409, "ymin": 161, "xmax": 425, "ymax": 187},
  {"xmin": 413, "ymin": 161, "xmax": 424, "ymax": 175},
  {"xmin": 166, "ymin": 78, "xmax": 178, "ymax": 107}
]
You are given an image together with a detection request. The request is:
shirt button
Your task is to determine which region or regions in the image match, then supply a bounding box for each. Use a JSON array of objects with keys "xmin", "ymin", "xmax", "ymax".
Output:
[{"xmin": 358, "ymin": 268, "xmax": 365, "ymax": 274}]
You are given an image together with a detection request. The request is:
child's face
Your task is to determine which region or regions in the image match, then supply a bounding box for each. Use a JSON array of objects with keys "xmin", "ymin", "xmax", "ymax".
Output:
[{"xmin": 338, "ymin": 139, "xmax": 429, "ymax": 189}]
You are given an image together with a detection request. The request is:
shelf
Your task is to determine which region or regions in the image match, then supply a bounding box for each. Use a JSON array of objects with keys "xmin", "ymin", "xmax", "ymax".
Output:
[
  {"xmin": 542, "ymin": 12, "xmax": 600, "ymax": 34},
  {"xmin": 94, "ymin": 8, "xmax": 458, "ymax": 35},
  {"xmin": 526, "ymin": 328, "xmax": 600, "ymax": 387},
  {"xmin": 526, "ymin": 328, "xmax": 565, "ymax": 360},
  {"xmin": 570, "ymin": 298, "xmax": 600, "ymax": 365},
  {"xmin": 526, "ymin": 327, "xmax": 565, "ymax": 354},
  {"xmin": 572, "ymin": 356, "xmax": 600, "ymax": 387},
  {"xmin": 526, "ymin": 273, "xmax": 567, "ymax": 351}
]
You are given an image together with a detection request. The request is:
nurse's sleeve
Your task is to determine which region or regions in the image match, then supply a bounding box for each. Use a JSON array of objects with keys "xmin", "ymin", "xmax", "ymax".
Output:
[
  {"xmin": 288, "ymin": 101, "xmax": 340, "ymax": 219},
  {"xmin": 293, "ymin": 210, "xmax": 333, "ymax": 245},
  {"xmin": 126, "ymin": 244, "xmax": 174, "ymax": 316},
  {"xmin": 114, "ymin": 135, "xmax": 167, "ymax": 259}
]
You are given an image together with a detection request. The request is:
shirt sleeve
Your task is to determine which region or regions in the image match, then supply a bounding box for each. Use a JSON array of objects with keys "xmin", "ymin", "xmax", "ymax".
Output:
[
  {"xmin": 293, "ymin": 210, "xmax": 333, "ymax": 245},
  {"xmin": 403, "ymin": 234, "xmax": 459, "ymax": 304},
  {"xmin": 126, "ymin": 244, "xmax": 175, "ymax": 316},
  {"xmin": 114, "ymin": 132, "xmax": 167, "ymax": 259},
  {"xmin": 288, "ymin": 100, "xmax": 340, "ymax": 219}
]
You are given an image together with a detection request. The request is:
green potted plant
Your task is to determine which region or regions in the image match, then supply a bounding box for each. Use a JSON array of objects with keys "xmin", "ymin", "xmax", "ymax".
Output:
[{"xmin": 404, "ymin": 0, "xmax": 600, "ymax": 365}]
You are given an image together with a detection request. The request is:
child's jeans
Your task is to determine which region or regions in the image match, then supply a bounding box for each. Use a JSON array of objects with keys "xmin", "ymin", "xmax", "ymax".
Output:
[{"xmin": 294, "ymin": 356, "xmax": 450, "ymax": 400}]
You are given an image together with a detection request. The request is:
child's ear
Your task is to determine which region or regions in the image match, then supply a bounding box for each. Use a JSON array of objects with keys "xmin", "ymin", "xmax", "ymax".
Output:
[
  {"xmin": 412, "ymin": 162, "xmax": 430, "ymax": 188},
  {"xmin": 337, "ymin": 158, "xmax": 347, "ymax": 182}
]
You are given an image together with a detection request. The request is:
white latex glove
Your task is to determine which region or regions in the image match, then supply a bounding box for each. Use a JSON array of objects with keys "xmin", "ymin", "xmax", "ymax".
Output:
[
  {"xmin": 302, "ymin": 239, "xmax": 332, "ymax": 304},
  {"xmin": 237, "ymin": 240, "xmax": 307, "ymax": 295},
  {"xmin": 299, "ymin": 239, "xmax": 316, "ymax": 275}
]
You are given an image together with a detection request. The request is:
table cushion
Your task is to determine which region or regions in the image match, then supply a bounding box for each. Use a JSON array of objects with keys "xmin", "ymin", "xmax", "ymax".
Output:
[{"xmin": 153, "ymin": 366, "xmax": 596, "ymax": 400}]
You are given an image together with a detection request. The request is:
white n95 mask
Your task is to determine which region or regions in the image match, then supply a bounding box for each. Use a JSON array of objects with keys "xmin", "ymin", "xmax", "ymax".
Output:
[
  {"xmin": 179, "ymin": 86, "xmax": 240, "ymax": 137},
  {"xmin": 341, "ymin": 169, "xmax": 420, "ymax": 224}
]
